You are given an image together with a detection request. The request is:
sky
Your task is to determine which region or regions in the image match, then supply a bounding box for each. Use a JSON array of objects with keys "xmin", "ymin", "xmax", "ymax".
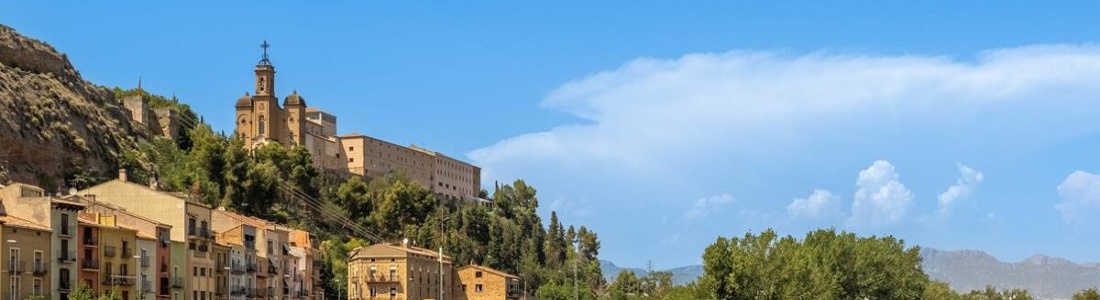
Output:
[{"xmin": 7, "ymin": 1, "xmax": 1100, "ymax": 269}]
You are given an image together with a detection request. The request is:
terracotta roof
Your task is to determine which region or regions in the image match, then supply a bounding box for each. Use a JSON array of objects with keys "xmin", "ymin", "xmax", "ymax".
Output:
[
  {"xmin": 0, "ymin": 215, "xmax": 50, "ymax": 231},
  {"xmin": 350, "ymin": 243, "xmax": 452, "ymax": 261}
]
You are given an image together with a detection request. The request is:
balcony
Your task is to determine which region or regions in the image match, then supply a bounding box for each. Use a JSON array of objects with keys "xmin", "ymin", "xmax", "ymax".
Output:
[
  {"xmin": 231, "ymin": 263, "xmax": 246, "ymax": 274},
  {"xmin": 254, "ymin": 288, "xmax": 267, "ymax": 297},
  {"xmin": 197, "ymin": 244, "xmax": 208, "ymax": 253},
  {"xmin": 7, "ymin": 260, "xmax": 23, "ymax": 273},
  {"xmin": 142, "ymin": 280, "xmax": 153, "ymax": 292},
  {"xmin": 246, "ymin": 262, "xmax": 257, "ymax": 273},
  {"xmin": 32, "ymin": 261, "xmax": 48, "ymax": 276},
  {"xmin": 200, "ymin": 228, "xmax": 213, "ymax": 240},
  {"xmin": 268, "ymin": 264, "xmax": 278, "ymax": 275},
  {"xmin": 159, "ymin": 277, "xmax": 171, "ymax": 295},
  {"xmin": 56, "ymin": 250, "xmax": 76, "ymax": 263},
  {"xmin": 104, "ymin": 246, "xmax": 117, "ymax": 257},
  {"xmin": 216, "ymin": 285, "xmax": 226, "ymax": 296},
  {"xmin": 230, "ymin": 286, "xmax": 248, "ymax": 296},
  {"xmin": 83, "ymin": 236, "xmax": 98, "ymax": 246},
  {"xmin": 140, "ymin": 256, "xmax": 150, "ymax": 268},
  {"xmin": 365, "ymin": 275, "xmax": 401, "ymax": 283},
  {"xmin": 122, "ymin": 247, "xmax": 133, "ymax": 258},
  {"xmin": 82, "ymin": 258, "xmax": 100, "ymax": 270},
  {"xmin": 60, "ymin": 225, "xmax": 73, "ymax": 237},
  {"xmin": 59, "ymin": 278, "xmax": 71, "ymax": 291},
  {"xmin": 103, "ymin": 274, "xmax": 135, "ymax": 286},
  {"xmin": 171, "ymin": 276, "xmax": 184, "ymax": 289}
]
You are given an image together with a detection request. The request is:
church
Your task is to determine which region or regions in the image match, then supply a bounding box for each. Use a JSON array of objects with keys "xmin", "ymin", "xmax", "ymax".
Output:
[{"xmin": 233, "ymin": 41, "xmax": 483, "ymax": 201}]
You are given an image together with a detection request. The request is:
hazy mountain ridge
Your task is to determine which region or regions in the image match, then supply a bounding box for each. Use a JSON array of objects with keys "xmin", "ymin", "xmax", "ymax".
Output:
[
  {"xmin": 921, "ymin": 248, "xmax": 1100, "ymax": 299},
  {"xmin": 603, "ymin": 248, "xmax": 1100, "ymax": 299}
]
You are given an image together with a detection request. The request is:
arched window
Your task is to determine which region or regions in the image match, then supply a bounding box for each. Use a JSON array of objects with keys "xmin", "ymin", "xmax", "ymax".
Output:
[{"xmin": 258, "ymin": 116, "xmax": 266, "ymax": 136}]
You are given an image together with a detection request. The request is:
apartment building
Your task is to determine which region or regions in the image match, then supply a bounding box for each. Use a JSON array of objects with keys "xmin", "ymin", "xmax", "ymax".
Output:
[
  {"xmin": 0, "ymin": 183, "xmax": 86, "ymax": 300},
  {"xmin": 0, "ymin": 213, "xmax": 52, "ymax": 300},
  {"xmin": 73, "ymin": 196, "xmax": 173, "ymax": 300},
  {"xmin": 286, "ymin": 230, "xmax": 318, "ymax": 300},
  {"xmin": 87, "ymin": 213, "xmax": 139, "ymax": 300},
  {"xmin": 453, "ymin": 265, "xmax": 520, "ymax": 300},
  {"xmin": 215, "ymin": 227, "xmax": 257, "ymax": 300},
  {"xmin": 347, "ymin": 242, "xmax": 453, "ymax": 300},
  {"xmin": 77, "ymin": 215, "xmax": 103, "ymax": 293},
  {"xmin": 212, "ymin": 242, "xmax": 229, "ymax": 300},
  {"xmin": 79, "ymin": 170, "xmax": 217, "ymax": 300},
  {"xmin": 211, "ymin": 209, "xmax": 302, "ymax": 300}
]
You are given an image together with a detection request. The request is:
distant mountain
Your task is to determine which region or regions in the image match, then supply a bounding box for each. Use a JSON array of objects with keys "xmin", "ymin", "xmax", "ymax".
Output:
[
  {"xmin": 921, "ymin": 248, "xmax": 1100, "ymax": 299},
  {"xmin": 603, "ymin": 249, "xmax": 1100, "ymax": 299},
  {"xmin": 599, "ymin": 260, "xmax": 703, "ymax": 286}
]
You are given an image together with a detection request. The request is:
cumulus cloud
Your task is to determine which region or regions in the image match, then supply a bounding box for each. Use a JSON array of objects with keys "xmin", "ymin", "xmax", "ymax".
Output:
[
  {"xmin": 847, "ymin": 160, "xmax": 914, "ymax": 229},
  {"xmin": 1055, "ymin": 171, "xmax": 1100, "ymax": 225},
  {"xmin": 938, "ymin": 163, "xmax": 985, "ymax": 214},
  {"xmin": 788, "ymin": 189, "xmax": 842, "ymax": 220},
  {"xmin": 684, "ymin": 193, "xmax": 735, "ymax": 220}
]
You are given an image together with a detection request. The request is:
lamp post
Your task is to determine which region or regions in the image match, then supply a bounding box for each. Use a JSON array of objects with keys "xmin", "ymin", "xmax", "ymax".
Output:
[{"xmin": 439, "ymin": 216, "xmax": 449, "ymax": 300}]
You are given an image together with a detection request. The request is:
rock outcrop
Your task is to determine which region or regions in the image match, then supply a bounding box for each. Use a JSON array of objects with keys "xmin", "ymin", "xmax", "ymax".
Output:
[{"xmin": 0, "ymin": 24, "xmax": 147, "ymax": 191}]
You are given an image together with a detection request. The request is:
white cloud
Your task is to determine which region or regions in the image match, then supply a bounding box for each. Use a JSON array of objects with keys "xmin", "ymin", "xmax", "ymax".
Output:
[
  {"xmin": 938, "ymin": 163, "xmax": 985, "ymax": 214},
  {"xmin": 787, "ymin": 189, "xmax": 842, "ymax": 219},
  {"xmin": 470, "ymin": 45, "xmax": 1100, "ymax": 185},
  {"xmin": 684, "ymin": 193, "xmax": 735, "ymax": 220},
  {"xmin": 1055, "ymin": 171, "xmax": 1100, "ymax": 225},
  {"xmin": 847, "ymin": 160, "xmax": 914, "ymax": 229}
]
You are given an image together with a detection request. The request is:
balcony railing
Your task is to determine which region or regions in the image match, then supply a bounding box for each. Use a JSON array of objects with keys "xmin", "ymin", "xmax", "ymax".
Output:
[
  {"xmin": 104, "ymin": 246, "xmax": 117, "ymax": 257},
  {"xmin": 171, "ymin": 276, "xmax": 184, "ymax": 288},
  {"xmin": 268, "ymin": 264, "xmax": 278, "ymax": 275},
  {"xmin": 140, "ymin": 256, "xmax": 150, "ymax": 268},
  {"xmin": 32, "ymin": 261, "xmax": 48, "ymax": 275},
  {"xmin": 365, "ymin": 275, "xmax": 401, "ymax": 283},
  {"xmin": 60, "ymin": 225, "xmax": 73, "ymax": 237},
  {"xmin": 122, "ymin": 247, "xmax": 133, "ymax": 258},
  {"xmin": 231, "ymin": 262, "xmax": 246, "ymax": 274},
  {"xmin": 246, "ymin": 262, "xmax": 257, "ymax": 273},
  {"xmin": 56, "ymin": 250, "xmax": 76, "ymax": 263},
  {"xmin": 254, "ymin": 288, "xmax": 267, "ymax": 297},
  {"xmin": 197, "ymin": 244, "xmax": 208, "ymax": 252},
  {"xmin": 230, "ymin": 286, "xmax": 248, "ymax": 296},
  {"xmin": 142, "ymin": 280, "xmax": 153, "ymax": 292},
  {"xmin": 216, "ymin": 260, "xmax": 225, "ymax": 272},
  {"xmin": 82, "ymin": 258, "xmax": 100, "ymax": 270},
  {"xmin": 216, "ymin": 285, "xmax": 226, "ymax": 295},
  {"xmin": 104, "ymin": 275, "xmax": 135, "ymax": 286},
  {"xmin": 83, "ymin": 236, "xmax": 98, "ymax": 246},
  {"xmin": 7, "ymin": 260, "xmax": 23, "ymax": 273}
]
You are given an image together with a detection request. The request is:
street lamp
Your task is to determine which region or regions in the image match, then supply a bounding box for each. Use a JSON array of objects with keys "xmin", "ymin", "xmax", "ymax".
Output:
[{"xmin": 439, "ymin": 216, "xmax": 450, "ymax": 300}]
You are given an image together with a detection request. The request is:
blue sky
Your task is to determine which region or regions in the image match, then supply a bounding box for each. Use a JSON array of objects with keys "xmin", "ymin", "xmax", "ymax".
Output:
[{"xmin": 7, "ymin": 2, "xmax": 1100, "ymax": 269}]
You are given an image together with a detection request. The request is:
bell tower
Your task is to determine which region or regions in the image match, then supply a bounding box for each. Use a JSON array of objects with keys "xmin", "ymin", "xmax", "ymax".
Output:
[{"xmin": 255, "ymin": 40, "xmax": 276, "ymax": 96}]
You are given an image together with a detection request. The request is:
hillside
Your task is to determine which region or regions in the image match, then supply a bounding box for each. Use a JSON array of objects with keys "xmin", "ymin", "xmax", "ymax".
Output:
[
  {"xmin": 600, "ymin": 260, "xmax": 703, "ymax": 286},
  {"xmin": 922, "ymin": 248, "xmax": 1100, "ymax": 299},
  {"xmin": 0, "ymin": 24, "xmax": 149, "ymax": 191}
]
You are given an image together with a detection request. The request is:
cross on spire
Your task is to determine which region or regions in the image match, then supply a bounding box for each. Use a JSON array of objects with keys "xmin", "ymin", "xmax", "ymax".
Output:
[{"xmin": 258, "ymin": 40, "xmax": 272, "ymax": 66}]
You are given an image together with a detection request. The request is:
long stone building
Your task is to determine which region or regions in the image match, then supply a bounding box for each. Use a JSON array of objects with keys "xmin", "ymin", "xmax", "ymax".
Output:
[{"xmin": 232, "ymin": 41, "xmax": 482, "ymax": 201}]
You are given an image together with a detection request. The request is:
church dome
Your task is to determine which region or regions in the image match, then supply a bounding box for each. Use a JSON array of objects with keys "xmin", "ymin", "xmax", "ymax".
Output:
[
  {"xmin": 235, "ymin": 93, "xmax": 253, "ymax": 108},
  {"xmin": 284, "ymin": 90, "xmax": 306, "ymax": 107}
]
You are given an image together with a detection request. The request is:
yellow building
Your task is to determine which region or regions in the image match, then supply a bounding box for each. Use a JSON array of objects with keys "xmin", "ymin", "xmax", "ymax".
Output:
[
  {"xmin": 78, "ymin": 170, "xmax": 216, "ymax": 300},
  {"xmin": 453, "ymin": 265, "xmax": 519, "ymax": 300},
  {"xmin": 0, "ymin": 213, "xmax": 52, "ymax": 300},
  {"xmin": 0, "ymin": 183, "xmax": 85, "ymax": 300},
  {"xmin": 211, "ymin": 208, "xmax": 299, "ymax": 300},
  {"xmin": 87, "ymin": 212, "xmax": 140, "ymax": 300},
  {"xmin": 347, "ymin": 242, "xmax": 452, "ymax": 300},
  {"xmin": 72, "ymin": 196, "xmax": 173, "ymax": 300},
  {"xmin": 212, "ymin": 242, "xmax": 230, "ymax": 300}
]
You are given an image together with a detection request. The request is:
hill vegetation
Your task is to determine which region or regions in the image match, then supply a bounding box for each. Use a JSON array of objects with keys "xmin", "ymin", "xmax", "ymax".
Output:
[{"xmin": 0, "ymin": 24, "xmax": 602, "ymax": 298}]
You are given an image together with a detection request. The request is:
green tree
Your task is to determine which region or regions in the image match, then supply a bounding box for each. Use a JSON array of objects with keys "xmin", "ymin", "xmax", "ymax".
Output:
[{"xmin": 1074, "ymin": 288, "xmax": 1100, "ymax": 300}]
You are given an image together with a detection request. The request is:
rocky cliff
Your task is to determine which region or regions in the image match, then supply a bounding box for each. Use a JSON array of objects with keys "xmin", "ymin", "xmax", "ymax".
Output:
[{"xmin": 0, "ymin": 24, "xmax": 148, "ymax": 192}]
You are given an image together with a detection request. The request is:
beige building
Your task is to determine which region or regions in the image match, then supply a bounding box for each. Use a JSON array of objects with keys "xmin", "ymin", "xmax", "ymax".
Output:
[
  {"xmin": 0, "ymin": 213, "xmax": 52, "ymax": 300},
  {"xmin": 230, "ymin": 42, "xmax": 483, "ymax": 201},
  {"xmin": 453, "ymin": 265, "xmax": 519, "ymax": 300},
  {"xmin": 0, "ymin": 183, "xmax": 86, "ymax": 300},
  {"xmin": 211, "ymin": 208, "xmax": 314, "ymax": 300},
  {"xmin": 78, "ymin": 170, "xmax": 216, "ymax": 300},
  {"xmin": 347, "ymin": 242, "xmax": 452, "ymax": 300},
  {"xmin": 84, "ymin": 212, "xmax": 140, "ymax": 300}
]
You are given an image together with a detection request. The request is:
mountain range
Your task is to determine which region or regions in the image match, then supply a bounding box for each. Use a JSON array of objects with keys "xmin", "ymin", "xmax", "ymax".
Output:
[{"xmin": 603, "ymin": 248, "xmax": 1100, "ymax": 299}]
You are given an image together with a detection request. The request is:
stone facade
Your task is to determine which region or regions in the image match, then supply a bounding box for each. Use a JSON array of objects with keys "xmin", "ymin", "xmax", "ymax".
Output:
[
  {"xmin": 347, "ymin": 243, "xmax": 452, "ymax": 300},
  {"xmin": 453, "ymin": 265, "xmax": 520, "ymax": 300},
  {"xmin": 123, "ymin": 94, "xmax": 180, "ymax": 141}
]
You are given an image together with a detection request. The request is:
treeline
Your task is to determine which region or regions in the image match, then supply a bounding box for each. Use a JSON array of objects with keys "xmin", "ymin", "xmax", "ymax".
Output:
[
  {"xmin": 81, "ymin": 89, "xmax": 603, "ymax": 298},
  {"xmin": 605, "ymin": 229, "xmax": 1100, "ymax": 300}
]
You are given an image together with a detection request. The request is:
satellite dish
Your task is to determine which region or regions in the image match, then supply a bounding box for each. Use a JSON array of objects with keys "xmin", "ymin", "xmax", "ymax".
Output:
[{"xmin": 68, "ymin": 188, "xmax": 77, "ymax": 196}]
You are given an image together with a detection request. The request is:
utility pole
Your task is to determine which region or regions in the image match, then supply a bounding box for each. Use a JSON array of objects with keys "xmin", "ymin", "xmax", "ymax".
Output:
[{"xmin": 573, "ymin": 240, "xmax": 578, "ymax": 300}]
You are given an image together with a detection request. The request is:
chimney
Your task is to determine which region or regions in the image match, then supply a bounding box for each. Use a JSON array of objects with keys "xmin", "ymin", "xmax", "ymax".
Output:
[{"xmin": 119, "ymin": 168, "xmax": 128, "ymax": 182}]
